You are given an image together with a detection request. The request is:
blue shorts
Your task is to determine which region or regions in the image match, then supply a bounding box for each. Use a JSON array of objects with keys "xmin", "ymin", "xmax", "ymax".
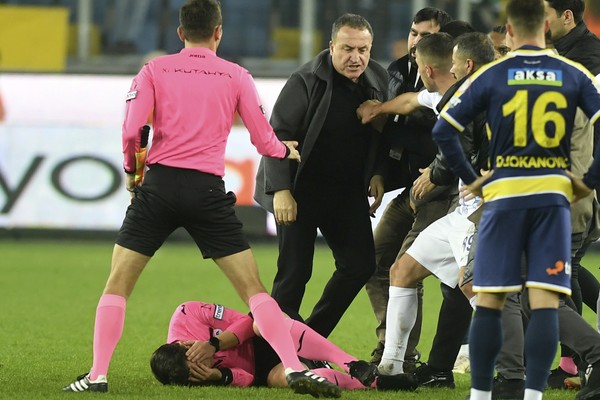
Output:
[{"xmin": 473, "ymin": 206, "xmax": 571, "ymax": 295}]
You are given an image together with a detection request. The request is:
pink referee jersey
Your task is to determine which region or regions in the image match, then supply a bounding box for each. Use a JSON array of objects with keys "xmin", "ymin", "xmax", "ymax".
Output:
[
  {"xmin": 122, "ymin": 47, "xmax": 287, "ymax": 176},
  {"xmin": 166, "ymin": 301, "xmax": 257, "ymax": 387}
]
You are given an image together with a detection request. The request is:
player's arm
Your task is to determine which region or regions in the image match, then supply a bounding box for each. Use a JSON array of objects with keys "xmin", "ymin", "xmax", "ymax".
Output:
[{"xmin": 357, "ymin": 92, "xmax": 421, "ymax": 124}]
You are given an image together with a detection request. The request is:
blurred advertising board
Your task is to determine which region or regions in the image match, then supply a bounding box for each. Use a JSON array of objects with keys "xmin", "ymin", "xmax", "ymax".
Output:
[{"xmin": 0, "ymin": 74, "xmax": 285, "ymax": 232}]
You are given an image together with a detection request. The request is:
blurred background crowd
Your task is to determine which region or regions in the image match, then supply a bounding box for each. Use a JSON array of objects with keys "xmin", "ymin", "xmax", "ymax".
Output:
[{"xmin": 0, "ymin": 0, "xmax": 509, "ymax": 77}]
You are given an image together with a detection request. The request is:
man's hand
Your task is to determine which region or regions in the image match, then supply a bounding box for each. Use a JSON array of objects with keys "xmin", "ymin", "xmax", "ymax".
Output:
[
  {"xmin": 412, "ymin": 167, "xmax": 436, "ymax": 199},
  {"xmin": 567, "ymin": 170, "xmax": 594, "ymax": 203},
  {"xmin": 180, "ymin": 340, "xmax": 216, "ymax": 364},
  {"xmin": 283, "ymin": 140, "xmax": 301, "ymax": 162},
  {"xmin": 273, "ymin": 190, "xmax": 297, "ymax": 224},
  {"xmin": 188, "ymin": 363, "xmax": 222, "ymax": 383},
  {"xmin": 357, "ymin": 100, "xmax": 382, "ymax": 124},
  {"xmin": 368, "ymin": 175, "xmax": 384, "ymax": 215},
  {"xmin": 125, "ymin": 172, "xmax": 136, "ymax": 201},
  {"xmin": 461, "ymin": 170, "xmax": 493, "ymax": 200}
]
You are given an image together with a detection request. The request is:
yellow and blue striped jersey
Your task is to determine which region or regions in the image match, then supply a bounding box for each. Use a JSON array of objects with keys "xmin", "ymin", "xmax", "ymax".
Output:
[{"xmin": 433, "ymin": 45, "xmax": 600, "ymax": 210}]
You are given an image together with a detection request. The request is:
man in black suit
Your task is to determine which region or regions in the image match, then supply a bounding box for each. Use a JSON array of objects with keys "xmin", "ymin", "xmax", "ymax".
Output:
[{"xmin": 254, "ymin": 13, "xmax": 388, "ymax": 339}]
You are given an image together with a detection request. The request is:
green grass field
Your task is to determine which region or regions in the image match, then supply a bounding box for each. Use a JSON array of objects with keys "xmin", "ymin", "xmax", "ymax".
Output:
[{"xmin": 1, "ymin": 238, "xmax": 598, "ymax": 400}]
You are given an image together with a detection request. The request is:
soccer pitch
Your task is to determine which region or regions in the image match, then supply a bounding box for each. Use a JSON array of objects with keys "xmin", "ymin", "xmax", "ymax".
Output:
[{"xmin": 1, "ymin": 239, "xmax": 597, "ymax": 400}]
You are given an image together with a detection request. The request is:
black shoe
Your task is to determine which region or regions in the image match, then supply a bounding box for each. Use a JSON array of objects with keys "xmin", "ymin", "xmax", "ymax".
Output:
[
  {"xmin": 301, "ymin": 358, "xmax": 333, "ymax": 370},
  {"xmin": 577, "ymin": 363, "xmax": 600, "ymax": 400},
  {"xmin": 370, "ymin": 342, "xmax": 384, "ymax": 364},
  {"xmin": 286, "ymin": 370, "xmax": 341, "ymax": 398},
  {"xmin": 63, "ymin": 373, "xmax": 108, "ymax": 392},
  {"xmin": 346, "ymin": 360, "xmax": 378, "ymax": 387},
  {"xmin": 404, "ymin": 350, "xmax": 421, "ymax": 374},
  {"xmin": 376, "ymin": 373, "xmax": 418, "ymax": 391},
  {"xmin": 492, "ymin": 374, "xmax": 525, "ymax": 400},
  {"xmin": 415, "ymin": 362, "xmax": 455, "ymax": 388},
  {"xmin": 548, "ymin": 366, "xmax": 577, "ymax": 389}
]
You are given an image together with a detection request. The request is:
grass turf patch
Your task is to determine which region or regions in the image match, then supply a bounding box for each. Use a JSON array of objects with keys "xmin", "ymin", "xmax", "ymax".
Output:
[{"xmin": 0, "ymin": 239, "xmax": 597, "ymax": 399}]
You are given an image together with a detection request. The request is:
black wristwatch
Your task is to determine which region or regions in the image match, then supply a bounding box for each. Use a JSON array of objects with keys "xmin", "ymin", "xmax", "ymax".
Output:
[{"xmin": 209, "ymin": 336, "xmax": 220, "ymax": 352}]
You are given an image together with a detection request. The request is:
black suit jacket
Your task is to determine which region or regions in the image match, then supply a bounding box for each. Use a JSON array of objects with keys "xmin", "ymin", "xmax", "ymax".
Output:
[
  {"xmin": 254, "ymin": 49, "xmax": 389, "ymax": 212},
  {"xmin": 381, "ymin": 55, "xmax": 439, "ymax": 191}
]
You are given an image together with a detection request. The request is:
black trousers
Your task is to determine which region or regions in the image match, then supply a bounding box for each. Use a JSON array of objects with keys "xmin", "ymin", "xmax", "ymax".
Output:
[
  {"xmin": 271, "ymin": 188, "xmax": 376, "ymax": 338},
  {"xmin": 428, "ymin": 283, "xmax": 473, "ymax": 371}
]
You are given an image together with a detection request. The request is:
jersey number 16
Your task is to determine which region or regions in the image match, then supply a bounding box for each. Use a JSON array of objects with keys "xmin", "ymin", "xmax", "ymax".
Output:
[{"xmin": 502, "ymin": 89, "xmax": 567, "ymax": 149}]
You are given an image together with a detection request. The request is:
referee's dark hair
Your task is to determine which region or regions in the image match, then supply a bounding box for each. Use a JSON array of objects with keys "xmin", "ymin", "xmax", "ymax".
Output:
[
  {"xmin": 150, "ymin": 343, "xmax": 190, "ymax": 386},
  {"xmin": 179, "ymin": 0, "xmax": 222, "ymax": 42},
  {"xmin": 454, "ymin": 32, "xmax": 496, "ymax": 68},
  {"xmin": 506, "ymin": 0, "xmax": 546, "ymax": 36},
  {"xmin": 546, "ymin": 0, "xmax": 585, "ymax": 24}
]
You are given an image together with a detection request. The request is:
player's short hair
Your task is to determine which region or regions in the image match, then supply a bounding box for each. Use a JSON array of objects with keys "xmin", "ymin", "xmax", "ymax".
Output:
[
  {"xmin": 546, "ymin": 0, "xmax": 585, "ymax": 24},
  {"xmin": 440, "ymin": 20, "xmax": 476, "ymax": 39},
  {"xmin": 415, "ymin": 32, "xmax": 454, "ymax": 71},
  {"xmin": 179, "ymin": 0, "xmax": 222, "ymax": 42},
  {"xmin": 331, "ymin": 13, "xmax": 373, "ymax": 41},
  {"xmin": 150, "ymin": 343, "xmax": 190, "ymax": 386},
  {"xmin": 506, "ymin": 0, "xmax": 546, "ymax": 36},
  {"xmin": 491, "ymin": 25, "xmax": 507, "ymax": 35},
  {"xmin": 454, "ymin": 32, "xmax": 496, "ymax": 69},
  {"xmin": 413, "ymin": 7, "xmax": 454, "ymax": 28}
]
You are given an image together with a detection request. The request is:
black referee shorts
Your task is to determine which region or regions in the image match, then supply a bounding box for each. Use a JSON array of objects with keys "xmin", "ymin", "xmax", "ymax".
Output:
[
  {"xmin": 252, "ymin": 336, "xmax": 281, "ymax": 387},
  {"xmin": 116, "ymin": 164, "xmax": 250, "ymax": 258}
]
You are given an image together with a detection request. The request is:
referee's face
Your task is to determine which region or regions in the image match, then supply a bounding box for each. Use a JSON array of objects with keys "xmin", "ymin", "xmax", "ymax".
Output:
[{"xmin": 330, "ymin": 26, "xmax": 372, "ymax": 83}]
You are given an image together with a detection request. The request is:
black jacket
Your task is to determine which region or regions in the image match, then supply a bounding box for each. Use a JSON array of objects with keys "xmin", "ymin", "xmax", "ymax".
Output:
[
  {"xmin": 254, "ymin": 49, "xmax": 388, "ymax": 212},
  {"xmin": 555, "ymin": 22, "xmax": 600, "ymax": 76},
  {"xmin": 382, "ymin": 55, "xmax": 439, "ymax": 191},
  {"xmin": 429, "ymin": 75, "xmax": 488, "ymax": 186}
]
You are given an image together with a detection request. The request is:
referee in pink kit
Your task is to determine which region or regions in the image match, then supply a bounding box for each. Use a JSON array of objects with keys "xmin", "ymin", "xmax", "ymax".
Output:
[{"xmin": 63, "ymin": 0, "xmax": 341, "ymax": 397}]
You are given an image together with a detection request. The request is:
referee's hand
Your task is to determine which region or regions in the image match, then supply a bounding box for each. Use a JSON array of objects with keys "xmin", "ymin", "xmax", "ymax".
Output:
[
  {"xmin": 125, "ymin": 172, "xmax": 136, "ymax": 201},
  {"xmin": 283, "ymin": 141, "xmax": 301, "ymax": 162}
]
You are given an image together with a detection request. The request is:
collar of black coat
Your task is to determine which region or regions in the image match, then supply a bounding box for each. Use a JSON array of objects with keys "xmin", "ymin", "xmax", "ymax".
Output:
[{"xmin": 554, "ymin": 21, "xmax": 593, "ymax": 56}]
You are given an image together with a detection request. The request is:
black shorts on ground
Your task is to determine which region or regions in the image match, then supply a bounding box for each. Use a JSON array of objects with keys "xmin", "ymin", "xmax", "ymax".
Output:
[
  {"xmin": 252, "ymin": 336, "xmax": 281, "ymax": 387},
  {"xmin": 116, "ymin": 164, "xmax": 250, "ymax": 258}
]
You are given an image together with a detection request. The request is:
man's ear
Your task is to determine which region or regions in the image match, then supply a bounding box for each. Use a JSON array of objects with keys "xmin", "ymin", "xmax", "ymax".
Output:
[
  {"xmin": 466, "ymin": 59, "xmax": 475, "ymax": 75},
  {"xmin": 563, "ymin": 9, "xmax": 574, "ymax": 26},
  {"xmin": 425, "ymin": 64, "xmax": 434, "ymax": 79},
  {"xmin": 177, "ymin": 26, "xmax": 185, "ymax": 42},
  {"xmin": 506, "ymin": 22, "xmax": 515, "ymax": 39},
  {"xmin": 214, "ymin": 25, "xmax": 223, "ymax": 42}
]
